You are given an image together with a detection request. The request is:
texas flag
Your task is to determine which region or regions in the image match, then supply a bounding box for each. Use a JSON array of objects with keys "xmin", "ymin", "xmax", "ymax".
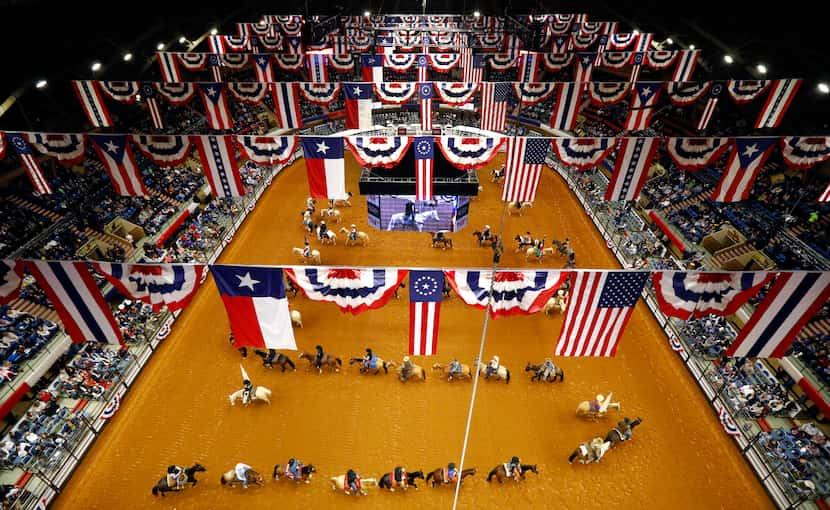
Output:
[
  {"xmin": 361, "ymin": 54, "xmax": 384, "ymax": 83},
  {"xmin": 344, "ymin": 83, "xmax": 374, "ymax": 129},
  {"xmin": 213, "ymin": 265, "xmax": 297, "ymax": 351},
  {"xmin": 409, "ymin": 270, "xmax": 443, "ymax": 356},
  {"xmin": 301, "ymin": 137, "xmax": 346, "ymax": 199}
]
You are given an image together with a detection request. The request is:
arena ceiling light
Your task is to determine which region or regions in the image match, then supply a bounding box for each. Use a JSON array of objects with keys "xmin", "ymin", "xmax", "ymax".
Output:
[
  {"xmin": 689, "ymin": 44, "xmax": 695, "ymax": 50},
  {"xmin": 364, "ymin": 10, "xmax": 371, "ymax": 16},
  {"xmin": 210, "ymin": 28, "xmax": 218, "ymax": 35},
  {"xmin": 157, "ymin": 42, "xmax": 165, "ymax": 50},
  {"xmin": 632, "ymin": 29, "xmax": 639, "ymax": 35},
  {"xmin": 756, "ymin": 63, "xmax": 767, "ymax": 75},
  {"xmin": 473, "ymin": 10, "xmax": 481, "ymax": 17},
  {"xmin": 91, "ymin": 61, "xmax": 102, "ymax": 72},
  {"xmin": 818, "ymin": 83, "xmax": 830, "ymax": 94},
  {"xmin": 665, "ymin": 38, "xmax": 673, "ymax": 45},
  {"xmin": 723, "ymin": 54, "xmax": 734, "ymax": 64},
  {"xmin": 178, "ymin": 36, "xmax": 187, "ymax": 44},
  {"xmin": 35, "ymin": 79, "xmax": 47, "ymax": 89},
  {"xmin": 123, "ymin": 53, "xmax": 133, "ymax": 62}
]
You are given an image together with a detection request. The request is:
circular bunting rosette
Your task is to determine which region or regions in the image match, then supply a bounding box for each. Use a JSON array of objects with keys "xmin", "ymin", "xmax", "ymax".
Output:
[
  {"xmin": 26, "ymin": 133, "xmax": 86, "ymax": 165},
  {"xmin": 345, "ymin": 136, "xmax": 412, "ymax": 168},
  {"xmin": 666, "ymin": 81, "xmax": 711, "ymax": 106},
  {"xmin": 373, "ymin": 82, "xmax": 417, "ymax": 104},
  {"xmin": 666, "ymin": 138, "xmax": 731, "ymax": 170},
  {"xmin": 589, "ymin": 82, "xmax": 630, "ymax": 105},
  {"xmin": 131, "ymin": 135, "xmax": 192, "ymax": 167},
  {"xmin": 780, "ymin": 136, "xmax": 830, "ymax": 170},
  {"xmin": 299, "ymin": 82, "xmax": 341, "ymax": 105},
  {"xmin": 551, "ymin": 138, "xmax": 617, "ymax": 170}
]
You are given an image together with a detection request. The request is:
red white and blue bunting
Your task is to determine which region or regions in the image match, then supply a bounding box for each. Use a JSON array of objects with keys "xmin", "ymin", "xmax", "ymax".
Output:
[
  {"xmin": 99, "ymin": 81, "xmax": 139, "ymax": 103},
  {"xmin": 437, "ymin": 136, "xmax": 504, "ymax": 170},
  {"xmin": 274, "ymin": 53, "xmax": 304, "ymax": 71},
  {"xmin": 489, "ymin": 53, "xmax": 519, "ymax": 70},
  {"xmin": 571, "ymin": 33, "xmax": 598, "ymax": 50},
  {"xmin": 644, "ymin": 51, "xmax": 677, "ymax": 69},
  {"xmin": 299, "ymin": 82, "xmax": 341, "ymax": 105},
  {"xmin": 666, "ymin": 137, "xmax": 731, "ymax": 171},
  {"xmin": 236, "ymin": 135, "xmax": 298, "ymax": 165},
  {"xmin": 384, "ymin": 53, "xmax": 417, "ymax": 72},
  {"xmin": 345, "ymin": 136, "xmax": 412, "ymax": 168},
  {"xmin": 433, "ymin": 82, "xmax": 478, "ymax": 104},
  {"xmin": 177, "ymin": 53, "xmax": 208, "ymax": 70},
  {"xmin": 329, "ymin": 54, "xmax": 355, "ymax": 71},
  {"xmin": 374, "ymin": 82, "xmax": 417, "ymax": 104},
  {"xmin": 220, "ymin": 53, "xmax": 250, "ymax": 69},
  {"xmin": 542, "ymin": 52, "xmax": 573, "ymax": 71},
  {"xmin": 284, "ymin": 267, "xmax": 408, "ymax": 315},
  {"xmin": 477, "ymin": 33, "xmax": 503, "ymax": 48},
  {"xmin": 428, "ymin": 53, "xmax": 460, "ymax": 72},
  {"xmin": 258, "ymin": 34, "xmax": 283, "ymax": 50},
  {"xmin": 551, "ymin": 137, "xmax": 617, "ymax": 170},
  {"xmin": 600, "ymin": 51, "xmax": 630, "ymax": 69},
  {"xmin": 155, "ymin": 82, "xmax": 195, "ymax": 105},
  {"xmin": 131, "ymin": 134, "xmax": 193, "ymax": 167},
  {"xmin": 513, "ymin": 82, "xmax": 557, "ymax": 105},
  {"xmin": 588, "ymin": 82, "xmax": 630, "ymax": 105},
  {"xmin": 26, "ymin": 133, "xmax": 86, "ymax": 165},
  {"xmin": 227, "ymin": 82, "xmax": 268, "ymax": 103},
  {"xmin": 780, "ymin": 136, "xmax": 830, "ymax": 170},
  {"xmin": 666, "ymin": 81, "xmax": 710, "ymax": 106},
  {"xmin": 727, "ymin": 80, "xmax": 770, "ymax": 104},
  {"xmin": 444, "ymin": 270, "xmax": 568, "ymax": 318}
]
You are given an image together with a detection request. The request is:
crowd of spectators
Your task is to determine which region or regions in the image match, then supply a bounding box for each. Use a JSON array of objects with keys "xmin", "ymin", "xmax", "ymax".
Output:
[
  {"xmin": 49, "ymin": 344, "xmax": 132, "ymax": 401},
  {"xmin": 711, "ymin": 356, "xmax": 799, "ymax": 419},
  {"xmin": 758, "ymin": 423, "xmax": 830, "ymax": 499},
  {"xmin": 0, "ymin": 307, "xmax": 59, "ymax": 386}
]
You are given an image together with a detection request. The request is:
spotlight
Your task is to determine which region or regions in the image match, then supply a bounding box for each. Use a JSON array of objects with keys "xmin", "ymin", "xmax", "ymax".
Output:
[
  {"xmin": 723, "ymin": 54, "xmax": 734, "ymax": 64},
  {"xmin": 756, "ymin": 63, "xmax": 767, "ymax": 75},
  {"xmin": 91, "ymin": 61, "xmax": 102, "ymax": 72},
  {"xmin": 473, "ymin": 11, "xmax": 480, "ymax": 17},
  {"xmin": 364, "ymin": 10, "xmax": 371, "ymax": 17},
  {"xmin": 665, "ymin": 38, "xmax": 673, "ymax": 45},
  {"xmin": 818, "ymin": 83, "xmax": 829, "ymax": 94},
  {"xmin": 123, "ymin": 53, "xmax": 133, "ymax": 62},
  {"xmin": 689, "ymin": 44, "xmax": 695, "ymax": 50},
  {"xmin": 35, "ymin": 80, "xmax": 47, "ymax": 89},
  {"xmin": 632, "ymin": 29, "xmax": 639, "ymax": 35},
  {"xmin": 210, "ymin": 28, "xmax": 218, "ymax": 36},
  {"xmin": 179, "ymin": 36, "xmax": 187, "ymax": 44},
  {"xmin": 157, "ymin": 43, "xmax": 165, "ymax": 50}
]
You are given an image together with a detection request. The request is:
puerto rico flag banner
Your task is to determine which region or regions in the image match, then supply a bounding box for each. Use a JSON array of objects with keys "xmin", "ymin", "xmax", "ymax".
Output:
[
  {"xmin": 697, "ymin": 82, "xmax": 724, "ymax": 131},
  {"xmin": 445, "ymin": 270, "xmax": 567, "ymax": 318},
  {"xmin": 198, "ymin": 83, "xmax": 233, "ymax": 130},
  {"xmin": 72, "ymin": 81, "xmax": 112, "ymax": 128},
  {"xmin": 755, "ymin": 79, "xmax": 801, "ymax": 129},
  {"xmin": 479, "ymin": 82, "xmax": 510, "ymax": 132},
  {"xmin": 344, "ymin": 83, "xmax": 374, "ymax": 129},
  {"xmin": 361, "ymin": 54, "xmax": 384, "ymax": 83},
  {"xmin": 726, "ymin": 272, "xmax": 830, "ymax": 358},
  {"xmin": 555, "ymin": 271, "xmax": 648, "ymax": 357},
  {"xmin": 253, "ymin": 54, "xmax": 275, "ymax": 82},
  {"xmin": 302, "ymin": 137, "xmax": 346, "ymax": 199},
  {"xmin": 0, "ymin": 260, "xmax": 22, "ymax": 305},
  {"xmin": 419, "ymin": 82, "xmax": 433, "ymax": 130},
  {"xmin": 671, "ymin": 50, "xmax": 700, "ymax": 82},
  {"xmin": 26, "ymin": 261, "xmax": 123, "ymax": 345},
  {"xmin": 624, "ymin": 82, "xmax": 661, "ymax": 131},
  {"xmin": 284, "ymin": 267, "xmax": 408, "ymax": 315},
  {"xmin": 550, "ymin": 82, "xmax": 585, "ymax": 130},
  {"xmin": 91, "ymin": 263, "xmax": 205, "ymax": 312},
  {"xmin": 574, "ymin": 53, "xmax": 594, "ymax": 82},
  {"xmin": 213, "ymin": 265, "xmax": 297, "ymax": 351},
  {"xmin": 652, "ymin": 272, "xmax": 774, "ymax": 320},
  {"xmin": 6, "ymin": 133, "xmax": 52, "ymax": 194},
  {"xmin": 307, "ymin": 53, "xmax": 329, "ymax": 83},
  {"xmin": 88, "ymin": 135, "xmax": 148, "ymax": 196},
  {"xmin": 711, "ymin": 137, "xmax": 777, "ymax": 202},
  {"xmin": 157, "ymin": 52, "xmax": 182, "ymax": 82},
  {"xmin": 272, "ymin": 82, "xmax": 303, "ymax": 129},
  {"xmin": 414, "ymin": 137, "xmax": 435, "ymax": 200},
  {"xmin": 605, "ymin": 137, "xmax": 660, "ymax": 201},
  {"xmin": 193, "ymin": 135, "xmax": 245, "ymax": 198},
  {"xmin": 502, "ymin": 137, "xmax": 551, "ymax": 203},
  {"xmin": 409, "ymin": 270, "xmax": 443, "ymax": 356}
]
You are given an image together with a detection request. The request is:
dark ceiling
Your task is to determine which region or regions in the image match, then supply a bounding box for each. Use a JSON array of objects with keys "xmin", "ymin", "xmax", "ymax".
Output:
[{"xmin": 0, "ymin": 0, "xmax": 828, "ymax": 131}]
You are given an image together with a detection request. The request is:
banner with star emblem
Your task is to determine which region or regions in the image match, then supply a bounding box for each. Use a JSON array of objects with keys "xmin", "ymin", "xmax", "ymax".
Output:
[
  {"xmin": 344, "ymin": 83, "xmax": 373, "ymax": 129},
  {"xmin": 252, "ymin": 54, "xmax": 275, "ymax": 82},
  {"xmin": 413, "ymin": 137, "xmax": 435, "ymax": 200},
  {"xmin": 88, "ymin": 135, "xmax": 148, "ymax": 196},
  {"xmin": 91, "ymin": 263, "xmax": 206, "ymax": 312},
  {"xmin": 6, "ymin": 133, "xmax": 51, "ymax": 193},
  {"xmin": 140, "ymin": 83, "xmax": 163, "ymax": 129},
  {"xmin": 197, "ymin": 83, "xmax": 233, "ymax": 130},
  {"xmin": 284, "ymin": 268, "xmax": 408, "ymax": 315},
  {"xmin": 192, "ymin": 135, "xmax": 245, "ymax": 198},
  {"xmin": 361, "ymin": 54, "xmax": 384, "ymax": 83},
  {"xmin": 624, "ymin": 82, "xmax": 661, "ymax": 131},
  {"xmin": 711, "ymin": 138, "xmax": 777, "ymax": 202},
  {"xmin": 419, "ymin": 82, "xmax": 433, "ymax": 130},
  {"xmin": 409, "ymin": 270, "xmax": 443, "ymax": 356},
  {"xmin": 445, "ymin": 270, "xmax": 568, "ymax": 318},
  {"xmin": 302, "ymin": 137, "xmax": 346, "ymax": 199}
]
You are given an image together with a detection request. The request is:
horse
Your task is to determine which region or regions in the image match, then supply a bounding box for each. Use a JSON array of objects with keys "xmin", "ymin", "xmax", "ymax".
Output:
[
  {"xmin": 332, "ymin": 191, "xmax": 353, "ymax": 207},
  {"xmin": 318, "ymin": 229, "xmax": 337, "ymax": 246},
  {"xmin": 525, "ymin": 362, "xmax": 564, "ymax": 382},
  {"xmin": 543, "ymin": 292, "xmax": 568, "ymax": 315},
  {"xmin": 253, "ymin": 349, "xmax": 296, "ymax": 372},
  {"xmin": 426, "ymin": 467, "xmax": 477, "ymax": 488},
  {"xmin": 388, "ymin": 209, "xmax": 441, "ymax": 231},
  {"xmin": 292, "ymin": 247, "xmax": 321, "ymax": 264},
  {"xmin": 228, "ymin": 386, "xmax": 272, "ymax": 406},
  {"xmin": 298, "ymin": 352, "xmax": 342, "ymax": 373},
  {"xmin": 378, "ymin": 469, "xmax": 425, "ymax": 491},
  {"xmin": 349, "ymin": 357, "xmax": 395, "ymax": 375},
  {"xmin": 330, "ymin": 474, "xmax": 377, "ymax": 495},
  {"xmin": 525, "ymin": 246, "xmax": 555, "ymax": 262},
  {"xmin": 289, "ymin": 309, "xmax": 303, "ymax": 327},
  {"xmin": 220, "ymin": 467, "xmax": 265, "ymax": 487},
  {"xmin": 568, "ymin": 438, "xmax": 612, "ymax": 464},
  {"xmin": 398, "ymin": 363, "xmax": 427, "ymax": 382},
  {"xmin": 151, "ymin": 463, "xmax": 207, "ymax": 496},
  {"xmin": 605, "ymin": 417, "xmax": 643, "ymax": 447},
  {"xmin": 273, "ymin": 463, "xmax": 317, "ymax": 483},
  {"xmin": 432, "ymin": 362, "xmax": 473, "ymax": 381},
  {"xmin": 486, "ymin": 464, "xmax": 538, "ymax": 483},
  {"xmin": 507, "ymin": 201, "xmax": 533, "ymax": 216},
  {"xmin": 320, "ymin": 207, "xmax": 341, "ymax": 223},
  {"xmin": 490, "ymin": 167, "xmax": 504, "ymax": 183},
  {"xmin": 472, "ymin": 231, "xmax": 499, "ymax": 247},
  {"xmin": 339, "ymin": 227, "xmax": 370, "ymax": 246},
  {"xmin": 513, "ymin": 235, "xmax": 539, "ymax": 253},
  {"xmin": 301, "ymin": 210, "xmax": 314, "ymax": 232},
  {"xmin": 479, "ymin": 363, "xmax": 510, "ymax": 383},
  {"xmin": 432, "ymin": 235, "xmax": 453, "ymax": 250},
  {"xmin": 576, "ymin": 393, "xmax": 621, "ymax": 419}
]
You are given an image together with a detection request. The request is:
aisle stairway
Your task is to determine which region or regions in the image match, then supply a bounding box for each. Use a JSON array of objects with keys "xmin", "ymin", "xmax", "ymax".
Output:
[{"xmin": 8, "ymin": 298, "xmax": 62, "ymax": 326}]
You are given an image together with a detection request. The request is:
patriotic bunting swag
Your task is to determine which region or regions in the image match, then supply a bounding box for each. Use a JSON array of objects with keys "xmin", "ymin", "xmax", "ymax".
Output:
[
  {"xmin": 131, "ymin": 135, "xmax": 192, "ymax": 167},
  {"xmin": 346, "ymin": 136, "xmax": 412, "ymax": 168},
  {"xmin": 445, "ymin": 270, "xmax": 568, "ymax": 318},
  {"xmin": 652, "ymin": 272, "xmax": 774, "ymax": 320},
  {"xmin": 666, "ymin": 137, "xmax": 730, "ymax": 171},
  {"xmin": 92, "ymin": 263, "xmax": 206, "ymax": 312},
  {"xmin": 236, "ymin": 135, "xmax": 298, "ymax": 165},
  {"xmin": 284, "ymin": 268, "xmax": 408, "ymax": 314},
  {"xmin": 551, "ymin": 137, "xmax": 616, "ymax": 170},
  {"xmin": 437, "ymin": 136, "xmax": 503, "ymax": 170}
]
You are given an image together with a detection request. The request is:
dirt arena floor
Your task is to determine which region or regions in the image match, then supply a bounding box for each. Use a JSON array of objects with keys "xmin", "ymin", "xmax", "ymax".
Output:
[{"xmin": 53, "ymin": 154, "xmax": 772, "ymax": 509}]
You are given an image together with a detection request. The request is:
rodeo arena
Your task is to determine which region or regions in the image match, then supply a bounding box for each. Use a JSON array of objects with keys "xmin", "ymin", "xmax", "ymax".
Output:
[{"xmin": 1, "ymin": 5, "xmax": 830, "ymax": 510}]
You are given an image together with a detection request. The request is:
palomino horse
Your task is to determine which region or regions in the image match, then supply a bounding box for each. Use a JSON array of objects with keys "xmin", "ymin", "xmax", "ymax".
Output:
[
  {"xmin": 228, "ymin": 386, "xmax": 272, "ymax": 406},
  {"xmin": 525, "ymin": 362, "xmax": 564, "ymax": 382},
  {"xmin": 398, "ymin": 363, "xmax": 427, "ymax": 382},
  {"xmin": 220, "ymin": 467, "xmax": 265, "ymax": 487},
  {"xmin": 349, "ymin": 357, "xmax": 395, "ymax": 375},
  {"xmin": 320, "ymin": 207, "xmax": 341, "ymax": 223},
  {"xmin": 253, "ymin": 349, "xmax": 296, "ymax": 371},
  {"xmin": 339, "ymin": 227, "xmax": 370, "ymax": 246},
  {"xmin": 377, "ymin": 469, "xmax": 425, "ymax": 491},
  {"xmin": 479, "ymin": 363, "xmax": 511, "ymax": 383},
  {"xmin": 568, "ymin": 438, "xmax": 612, "ymax": 464},
  {"xmin": 576, "ymin": 392, "xmax": 620, "ymax": 419},
  {"xmin": 605, "ymin": 417, "xmax": 643, "ymax": 447},
  {"xmin": 272, "ymin": 463, "xmax": 317, "ymax": 483},
  {"xmin": 486, "ymin": 464, "xmax": 539, "ymax": 483},
  {"xmin": 543, "ymin": 291, "xmax": 568, "ymax": 315},
  {"xmin": 431, "ymin": 362, "xmax": 473, "ymax": 381},
  {"xmin": 292, "ymin": 247, "xmax": 321, "ymax": 264},
  {"xmin": 290, "ymin": 310, "xmax": 303, "ymax": 328},
  {"xmin": 426, "ymin": 467, "xmax": 477, "ymax": 488},
  {"xmin": 388, "ymin": 209, "xmax": 441, "ymax": 231},
  {"xmin": 298, "ymin": 352, "xmax": 342, "ymax": 373},
  {"xmin": 331, "ymin": 192, "xmax": 353, "ymax": 207},
  {"xmin": 525, "ymin": 246, "xmax": 555, "ymax": 262},
  {"xmin": 330, "ymin": 474, "xmax": 377, "ymax": 495},
  {"xmin": 507, "ymin": 201, "xmax": 533, "ymax": 216},
  {"xmin": 151, "ymin": 463, "xmax": 207, "ymax": 496}
]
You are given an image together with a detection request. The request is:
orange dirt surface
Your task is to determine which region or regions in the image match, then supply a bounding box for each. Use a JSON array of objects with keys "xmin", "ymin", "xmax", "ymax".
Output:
[{"xmin": 53, "ymin": 155, "xmax": 772, "ymax": 509}]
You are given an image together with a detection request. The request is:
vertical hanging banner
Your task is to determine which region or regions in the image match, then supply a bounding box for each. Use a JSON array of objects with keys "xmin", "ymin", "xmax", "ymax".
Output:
[
  {"xmin": 301, "ymin": 137, "xmax": 346, "ymax": 199},
  {"xmin": 193, "ymin": 135, "xmax": 245, "ymax": 198},
  {"xmin": 140, "ymin": 83, "xmax": 164, "ymax": 129},
  {"xmin": 197, "ymin": 83, "xmax": 234, "ymax": 130},
  {"xmin": 272, "ymin": 82, "xmax": 303, "ymax": 129},
  {"xmin": 550, "ymin": 82, "xmax": 585, "ymax": 131},
  {"xmin": 344, "ymin": 83, "xmax": 374, "ymax": 129},
  {"xmin": 604, "ymin": 137, "xmax": 660, "ymax": 201},
  {"xmin": 307, "ymin": 53, "xmax": 329, "ymax": 83},
  {"xmin": 502, "ymin": 137, "xmax": 550, "ymax": 203},
  {"xmin": 361, "ymin": 54, "xmax": 384, "ymax": 83},
  {"xmin": 6, "ymin": 133, "xmax": 52, "ymax": 194},
  {"xmin": 419, "ymin": 82, "xmax": 433, "ymax": 130},
  {"xmin": 479, "ymin": 82, "xmax": 510, "ymax": 132},
  {"xmin": 253, "ymin": 54, "xmax": 275, "ymax": 82},
  {"xmin": 755, "ymin": 79, "xmax": 801, "ymax": 129},
  {"xmin": 711, "ymin": 137, "xmax": 777, "ymax": 202},
  {"xmin": 88, "ymin": 134, "xmax": 148, "ymax": 196},
  {"xmin": 157, "ymin": 52, "xmax": 182, "ymax": 82},
  {"xmin": 413, "ymin": 136, "xmax": 434, "ymax": 200},
  {"xmin": 409, "ymin": 270, "xmax": 443, "ymax": 356},
  {"xmin": 72, "ymin": 80, "xmax": 113, "ymax": 128}
]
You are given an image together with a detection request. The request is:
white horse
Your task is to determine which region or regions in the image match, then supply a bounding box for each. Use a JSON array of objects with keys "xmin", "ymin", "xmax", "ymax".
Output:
[
  {"xmin": 576, "ymin": 392, "xmax": 621, "ymax": 419},
  {"xmin": 339, "ymin": 227, "xmax": 369, "ymax": 246},
  {"xmin": 387, "ymin": 209, "xmax": 440, "ymax": 232},
  {"xmin": 228, "ymin": 386, "xmax": 272, "ymax": 406},
  {"xmin": 330, "ymin": 474, "xmax": 377, "ymax": 495},
  {"xmin": 569, "ymin": 438, "xmax": 612, "ymax": 464},
  {"xmin": 317, "ymin": 229, "xmax": 336, "ymax": 245},
  {"xmin": 290, "ymin": 310, "xmax": 303, "ymax": 328},
  {"xmin": 292, "ymin": 247, "xmax": 321, "ymax": 264},
  {"xmin": 320, "ymin": 208, "xmax": 341, "ymax": 223}
]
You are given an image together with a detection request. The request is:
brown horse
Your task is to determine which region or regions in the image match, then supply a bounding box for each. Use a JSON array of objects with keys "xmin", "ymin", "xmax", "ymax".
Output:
[
  {"xmin": 525, "ymin": 362, "xmax": 564, "ymax": 382},
  {"xmin": 272, "ymin": 463, "xmax": 317, "ymax": 483},
  {"xmin": 431, "ymin": 362, "xmax": 473, "ymax": 381},
  {"xmin": 425, "ymin": 467, "xmax": 477, "ymax": 488},
  {"xmin": 349, "ymin": 357, "xmax": 395, "ymax": 375},
  {"xmin": 472, "ymin": 231, "xmax": 499, "ymax": 247},
  {"xmin": 220, "ymin": 467, "xmax": 265, "ymax": 487},
  {"xmin": 253, "ymin": 349, "xmax": 296, "ymax": 371},
  {"xmin": 298, "ymin": 352, "xmax": 342, "ymax": 373},
  {"xmin": 486, "ymin": 464, "xmax": 538, "ymax": 483}
]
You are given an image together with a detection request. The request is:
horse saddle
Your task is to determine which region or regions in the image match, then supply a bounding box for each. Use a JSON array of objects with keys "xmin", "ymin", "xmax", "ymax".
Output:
[{"xmin": 502, "ymin": 464, "xmax": 518, "ymax": 478}]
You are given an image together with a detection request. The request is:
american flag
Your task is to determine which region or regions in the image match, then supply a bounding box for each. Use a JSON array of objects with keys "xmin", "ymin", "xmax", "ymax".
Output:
[
  {"xmin": 604, "ymin": 137, "xmax": 660, "ymax": 201},
  {"xmin": 697, "ymin": 82, "xmax": 723, "ymax": 131},
  {"xmin": 711, "ymin": 138, "xmax": 777, "ymax": 202},
  {"xmin": 72, "ymin": 80, "xmax": 112, "ymax": 128},
  {"xmin": 501, "ymin": 137, "xmax": 550, "ymax": 203},
  {"xmin": 755, "ymin": 79, "xmax": 802, "ymax": 129},
  {"xmin": 409, "ymin": 270, "xmax": 443, "ymax": 356},
  {"xmin": 198, "ymin": 83, "xmax": 233, "ymax": 129},
  {"xmin": 419, "ymin": 82, "xmax": 433, "ymax": 130},
  {"xmin": 480, "ymin": 82, "xmax": 510, "ymax": 132},
  {"xmin": 461, "ymin": 50, "xmax": 484, "ymax": 83},
  {"xmin": 7, "ymin": 132, "xmax": 52, "ymax": 194},
  {"xmin": 88, "ymin": 135, "xmax": 148, "ymax": 196},
  {"xmin": 555, "ymin": 271, "xmax": 648, "ymax": 357},
  {"xmin": 413, "ymin": 137, "xmax": 434, "ymax": 200},
  {"xmin": 726, "ymin": 272, "xmax": 830, "ymax": 358}
]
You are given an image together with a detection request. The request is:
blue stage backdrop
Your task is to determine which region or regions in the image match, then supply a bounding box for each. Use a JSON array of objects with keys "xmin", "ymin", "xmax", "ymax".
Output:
[{"xmin": 367, "ymin": 195, "xmax": 470, "ymax": 232}]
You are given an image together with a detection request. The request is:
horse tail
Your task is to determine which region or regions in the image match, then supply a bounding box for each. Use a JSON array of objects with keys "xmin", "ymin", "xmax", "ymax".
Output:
[
  {"xmin": 486, "ymin": 468, "xmax": 497, "ymax": 482},
  {"xmin": 285, "ymin": 357, "xmax": 296, "ymax": 369},
  {"xmin": 273, "ymin": 465, "xmax": 280, "ymax": 479},
  {"xmin": 335, "ymin": 357, "xmax": 342, "ymax": 367},
  {"xmin": 559, "ymin": 369, "xmax": 564, "ymax": 382},
  {"xmin": 152, "ymin": 485, "xmax": 159, "ymax": 496},
  {"xmin": 506, "ymin": 369, "xmax": 511, "ymax": 383},
  {"xmin": 220, "ymin": 475, "xmax": 227, "ymax": 485}
]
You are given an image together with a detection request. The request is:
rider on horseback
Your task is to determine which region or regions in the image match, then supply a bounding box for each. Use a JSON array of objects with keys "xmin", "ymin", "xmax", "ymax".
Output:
[
  {"xmin": 346, "ymin": 469, "xmax": 361, "ymax": 494},
  {"xmin": 541, "ymin": 358, "xmax": 556, "ymax": 381},
  {"xmin": 235, "ymin": 462, "xmax": 253, "ymax": 488},
  {"xmin": 401, "ymin": 356, "xmax": 414, "ymax": 382},
  {"xmin": 349, "ymin": 224, "xmax": 358, "ymax": 241},
  {"xmin": 432, "ymin": 231, "xmax": 445, "ymax": 245},
  {"xmin": 318, "ymin": 220, "xmax": 328, "ymax": 241},
  {"xmin": 393, "ymin": 466, "xmax": 406, "ymax": 487},
  {"xmin": 363, "ymin": 348, "xmax": 378, "ymax": 370},
  {"xmin": 448, "ymin": 358, "xmax": 463, "ymax": 380},
  {"xmin": 306, "ymin": 197, "xmax": 315, "ymax": 212},
  {"xmin": 446, "ymin": 462, "xmax": 458, "ymax": 483},
  {"xmin": 591, "ymin": 394, "xmax": 605, "ymax": 414},
  {"xmin": 242, "ymin": 379, "xmax": 254, "ymax": 406},
  {"xmin": 617, "ymin": 418, "xmax": 633, "ymax": 441},
  {"xmin": 166, "ymin": 465, "xmax": 185, "ymax": 490},
  {"xmin": 507, "ymin": 456, "xmax": 521, "ymax": 479},
  {"xmin": 262, "ymin": 349, "xmax": 277, "ymax": 368},
  {"xmin": 314, "ymin": 345, "xmax": 325, "ymax": 371},
  {"xmin": 485, "ymin": 355, "xmax": 500, "ymax": 378},
  {"xmin": 287, "ymin": 458, "xmax": 302, "ymax": 481},
  {"xmin": 405, "ymin": 201, "xmax": 416, "ymax": 225},
  {"xmin": 302, "ymin": 238, "xmax": 311, "ymax": 258},
  {"xmin": 481, "ymin": 225, "xmax": 491, "ymax": 241}
]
